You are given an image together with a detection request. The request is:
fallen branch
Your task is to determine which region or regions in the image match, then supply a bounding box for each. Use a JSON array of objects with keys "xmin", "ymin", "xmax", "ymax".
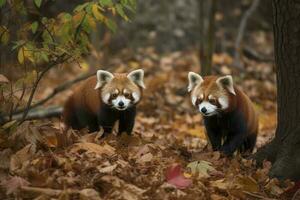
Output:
[
  {"xmin": 17, "ymin": 71, "xmax": 94, "ymax": 114},
  {"xmin": 0, "ymin": 72, "xmax": 94, "ymax": 124},
  {"xmin": 13, "ymin": 106, "xmax": 62, "ymax": 121},
  {"xmin": 234, "ymin": 0, "xmax": 261, "ymax": 69},
  {"xmin": 1, "ymin": 106, "xmax": 62, "ymax": 124}
]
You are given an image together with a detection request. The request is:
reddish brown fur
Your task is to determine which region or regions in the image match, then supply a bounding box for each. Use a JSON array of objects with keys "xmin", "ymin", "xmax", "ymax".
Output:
[
  {"xmin": 62, "ymin": 73, "xmax": 143, "ymax": 131},
  {"xmin": 191, "ymin": 75, "xmax": 258, "ymax": 155},
  {"xmin": 193, "ymin": 75, "xmax": 258, "ymax": 136},
  {"xmin": 63, "ymin": 77, "xmax": 101, "ymax": 129}
]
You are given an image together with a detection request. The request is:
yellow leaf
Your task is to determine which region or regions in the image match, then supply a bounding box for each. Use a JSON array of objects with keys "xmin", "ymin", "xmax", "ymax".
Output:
[
  {"xmin": 92, "ymin": 4, "xmax": 104, "ymax": 21},
  {"xmin": 18, "ymin": 47, "xmax": 25, "ymax": 64},
  {"xmin": 188, "ymin": 125, "xmax": 206, "ymax": 139},
  {"xmin": 186, "ymin": 160, "xmax": 216, "ymax": 178}
]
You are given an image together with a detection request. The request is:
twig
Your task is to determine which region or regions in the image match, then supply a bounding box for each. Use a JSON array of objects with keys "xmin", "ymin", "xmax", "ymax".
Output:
[
  {"xmin": 234, "ymin": 0, "xmax": 261, "ymax": 69},
  {"xmin": 21, "ymin": 186, "xmax": 63, "ymax": 196},
  {"xmin": 292, "ymin": 189, "xmax": 300, "ymax": 200},
  {"xmin": 74, "ymin": 12, "xmax": 87, "ymax": 41},
  {"xmin": 243, "ymin": 191, "xmax": 276, "ymax": 200},
  {"xmin": 19, "ymin": 55, "xmax": 70, "ymax": 125},
  {"xmin": 5, "ymin": 71, "xmax": 94, "ymax": 117}
]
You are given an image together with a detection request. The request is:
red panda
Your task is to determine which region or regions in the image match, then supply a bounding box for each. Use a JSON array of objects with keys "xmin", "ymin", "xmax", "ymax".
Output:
[
  {"xmin": 188, "ymin": 72, "xmax": 258, "ymax": 156},
  {"xmin": 62, "ymin": 69, "xmax": 145, "ymax": 137}
]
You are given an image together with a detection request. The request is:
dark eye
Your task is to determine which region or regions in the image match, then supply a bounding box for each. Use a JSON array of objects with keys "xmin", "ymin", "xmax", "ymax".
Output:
[
  {"xmin": 209, "ymin": 99, "xmax": 217, "ymax": 104},
  {"xmin": 124, "ymin": 93, "xmax": 131, "ymax": 98},
  {"xmin": 196, "ymin": 98, "xmax": 202, "ymax": 105},
  {"xmin": 111, "ymin": 93, "xmax": 118, "ymax": 98}
]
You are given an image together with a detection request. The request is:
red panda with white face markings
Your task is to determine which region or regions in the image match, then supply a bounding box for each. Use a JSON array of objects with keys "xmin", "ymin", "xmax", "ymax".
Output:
[
  {"xmin": 62, "ymin": 69, "xmax": 145, "ymax": 137},
  {"xmin": 188, "ymin": 72, "xmax": 258, "ymax": 156}
]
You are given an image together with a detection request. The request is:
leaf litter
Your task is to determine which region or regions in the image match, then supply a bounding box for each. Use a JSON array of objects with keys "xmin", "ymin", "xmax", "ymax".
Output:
[{"xmin": 0, "ymin": 48, "xmax": 295, "ymax": 199}]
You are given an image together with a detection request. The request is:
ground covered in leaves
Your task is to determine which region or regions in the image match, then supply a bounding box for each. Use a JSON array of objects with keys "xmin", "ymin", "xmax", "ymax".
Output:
[{"xmin": 0, "ymin": 48, "xmax": 297, "ymax": 199}]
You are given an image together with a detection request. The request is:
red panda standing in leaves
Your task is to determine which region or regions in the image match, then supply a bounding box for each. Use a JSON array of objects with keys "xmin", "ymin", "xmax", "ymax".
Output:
[
  {"xmin": 62, "ymin": 69, "xmax": 145, "ymax": 137},
  {"xmin": 187, "ymin": 72, "xmax": 258, "ymax": 156}
]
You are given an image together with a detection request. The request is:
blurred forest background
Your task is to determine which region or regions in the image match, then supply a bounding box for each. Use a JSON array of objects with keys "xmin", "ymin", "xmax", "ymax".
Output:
[{"xmin": 1, "ymin": 0, "xmax": 298, "ymax": 199}]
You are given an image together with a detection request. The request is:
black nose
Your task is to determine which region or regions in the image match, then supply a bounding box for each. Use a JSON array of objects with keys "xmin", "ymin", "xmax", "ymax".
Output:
[
  {"xmin": 118, "ymin": 101, "xmax": 124, "ymax": 107},
  {"xmin": 201, "ymin": 107, "xmax": 207, "ymax": 114}
]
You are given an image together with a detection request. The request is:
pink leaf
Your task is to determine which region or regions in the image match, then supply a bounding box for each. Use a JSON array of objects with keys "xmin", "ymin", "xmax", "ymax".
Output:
[{"xmin": 165, "ymin": 164, "xmax": 192, "ymax": 189}]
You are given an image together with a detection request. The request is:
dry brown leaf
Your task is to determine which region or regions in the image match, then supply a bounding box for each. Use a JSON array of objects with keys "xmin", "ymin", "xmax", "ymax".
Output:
[
  {"xmin": 10, "ymin": 144, "xmax": 36, "ymax": 172},
  {"xmin": 136, "ymin": 153, "xmax": 153, "ymax": 164},
  {"xmin": 71, "ymin": 142, "xmax": 115, "ymax": 156},
  {"xmin": 80, "ymin": 188, "xmax": 102, "ymax": 200},
  {"xmin": 210, "ymin": 179, "xmax": 229, "ymax": 190},
  {"xmin": 101, "ymin": 175, "xmax": 146, "ymax": 200},
  {"xmin": 0, "ymin": 74, "xmax": 9, "ymax": 83},
  {"xmin": 97, "ymin": 164, "xmax": 117, "ymax": 173},
  {"xmin": 1, "ymin": 176, "xmax": 30, "ymax": 195}
]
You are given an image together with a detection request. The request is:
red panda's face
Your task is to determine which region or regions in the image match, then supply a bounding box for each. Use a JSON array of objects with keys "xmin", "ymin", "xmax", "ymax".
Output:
[
  {"xmin": 188, "ymin": 72, "xmax": 236, "ymax": 116},
  {"xmin": 95, "ymin": 69, "xmax": 145, "ymax": 111}
]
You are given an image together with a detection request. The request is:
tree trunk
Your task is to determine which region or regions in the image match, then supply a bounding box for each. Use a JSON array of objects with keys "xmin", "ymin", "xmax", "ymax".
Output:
[
  {"xmin": 254, "ymin": 0, "xmax": 300, "ymax": 180},
  {"xmin": 198, "ymin": 0, "xmax": 217, "ymax": 76}
]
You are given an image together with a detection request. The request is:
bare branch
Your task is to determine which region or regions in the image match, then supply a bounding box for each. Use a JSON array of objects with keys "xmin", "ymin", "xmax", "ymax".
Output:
[
  {"xmin": 234, "ymin": 0, "xmax": 261, "ymax": 69},
  {"xmin": 19, "ymin": 55, "xmax": 70, "ymax": 124}
]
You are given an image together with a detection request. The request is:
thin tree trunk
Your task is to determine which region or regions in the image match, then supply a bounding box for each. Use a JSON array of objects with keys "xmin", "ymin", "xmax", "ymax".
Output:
[
  {"xmin": 199, "ymin": 0, "xmax": 217, "ymax": 76},
  {"xmin": 255, "ymin": 0, "xmax": 300, "ymax": 180}
]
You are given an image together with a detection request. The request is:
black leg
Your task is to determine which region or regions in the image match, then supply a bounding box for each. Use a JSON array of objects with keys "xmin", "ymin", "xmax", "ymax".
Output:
[
  {"xmin": 220, "ymin": 111, "xmax": 249, "ymax": 156},
  {"xmin": 203, "ymin": 117, "xmax": 222, "ymax": 151},
  {"xmin": 98, "ymin": 106, "xmax": 118, "ymax": 137},
  {"xmin": 221, "ymin": 133, "xmax": 245, "ymax": 156},
  {"xmin": 118, "ymin": 107, "xmax": 136, "ymax": 136}
]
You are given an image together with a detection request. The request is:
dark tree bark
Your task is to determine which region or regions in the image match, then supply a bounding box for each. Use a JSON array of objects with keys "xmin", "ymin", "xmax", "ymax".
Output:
[
  {"xmin": 198, "ymin": 0, "xmax": 217, "ymax": 76},
  {"xmin": 255, "ymin": 0, "xmax": 300, "ymax": 180}
]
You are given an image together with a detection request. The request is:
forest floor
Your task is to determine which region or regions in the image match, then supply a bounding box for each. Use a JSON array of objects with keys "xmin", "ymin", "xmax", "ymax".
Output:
[{"xmin": 0, "ymin": 48, "xmax": 298, "ymax": 199}]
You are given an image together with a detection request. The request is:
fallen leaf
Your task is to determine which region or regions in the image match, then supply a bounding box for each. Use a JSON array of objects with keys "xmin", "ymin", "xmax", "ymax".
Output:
[
  {"xmin": 236, "ymin": 175, "xmax": 259, "ymax": 193},
  {"xmin": 210, "ymin": 179, "xmax": 229, "ymax": 190},
  {"xmin": 97, "ymin": 164, "xmax": 117, "ymax": 173},
  {"xmin": 165, "ymin": 164, "xmax": 192, "ymax": 189},
  {"xmin": 187, "ymin": 160, "xmax": 216, "ymax": 178},
  {"xmin": 0, "ymin": 74, "xmax": 9, "ymax": 83},
  {"xmin": 136, "ymin": 153, "xmax": 153, "ymax": 164},
  {"xmin": 80, "ymin": 188, "xmax": 102, "ymax": 200},
  {"xmin": 10, "ymin": 144, "xmax": 36, "ymax": 172},
  {"xmin": 265, "ymin": 178, "xmax": 285, "ymax": 196},
  {"xmin": 1, "ymin": 176, "xmax": 30, "ymax": 195},
  {"xmin": 71, "ymin": 142, "xmax": 115, "ymax": 156}
]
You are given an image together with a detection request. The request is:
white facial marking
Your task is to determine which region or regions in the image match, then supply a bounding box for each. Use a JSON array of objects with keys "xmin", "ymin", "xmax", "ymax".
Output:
[
  {"xmin": 191, "ymin": 95, "xmax": 197, "ymax": 106},
  {"xmin": 198, "ymin": 101, "xmax": 218, "ymax": 116},
  {"xmin": 200, "ymin": 94, "xmax": 204, "ymax": 99},
  {"xmin": 112, "ymin": 95, "xmax": 131, "ymax": 110},
  {"xmin": 218, "ymin": 96, "xmax": 229, "ymax": 109},
  {"xmin": 208, "ymin": 95, "xmax": 213, "ymax": 99},
  {"xmin": 102, "ymin": 93, "xmax": 110, "ymax": 104},
  {"xmin": 132, "ymin": 92, "xmax": 140, "ymax": 103}
]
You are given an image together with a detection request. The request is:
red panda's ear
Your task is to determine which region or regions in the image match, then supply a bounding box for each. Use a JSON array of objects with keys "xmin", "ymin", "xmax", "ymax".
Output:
[
  {"xmin": 94, "ymin": 70, "xmax": 114, "ymax": 89},
  {"xmin": 188, "ymin": 72, "xmax": 203, "ymax": 92},
  {"xmin": 127, "ymin": 69, "xmax": 145, "ymax": 89},
  {"xmin": 216, "ymin": 75, "xmax": 236, "ymax": 95}
]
